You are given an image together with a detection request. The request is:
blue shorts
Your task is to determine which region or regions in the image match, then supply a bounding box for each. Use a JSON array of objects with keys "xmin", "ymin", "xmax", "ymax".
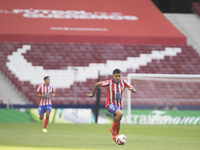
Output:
[
  {"xmin": 106, "ymin": 104, "xmax": 122, "ymax": 118},
  {"xmin": 38, "ymin": 105, "xmax": 52, "ymax": 115}
]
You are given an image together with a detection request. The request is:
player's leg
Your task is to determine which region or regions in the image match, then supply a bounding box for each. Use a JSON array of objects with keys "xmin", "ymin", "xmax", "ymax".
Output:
[
  {"xmin": 111, "ymin": 109, "xmax": 123, "ymax": 132},
  {"xmin": 43, "ymin": 105, "xmax": 52, "ymax": 132},
  {"xmin": 114, "ymin": 109, "xmax": 123, "ymax": 122},
  {"xmin": 40, "ymin": 114, "xmax": 44, "ymax": 120},
  {"xmin": 38, "ymin": 106, "xmax": 45, "ymax": 123},
  {"xmin": 39, "ymin": 114, "xmax": 44, "ymax": 123},
  {"xmin": 106, "ymin": 104, "xmax": 122, "ymax": 135},
  {"xmin": 116, "ymin": 122, "xmax": 120, "ymax": 135},
  {"xmin": 43, "ymin": 111, "xmax": 50, "ymax": 130},
  {"xmin": 111, "ymin": 109, "xmax": 123, "ymax": 143},
  {"xmin": 116, "ymin": 108, "xmax": 123, "ymax": 135}
]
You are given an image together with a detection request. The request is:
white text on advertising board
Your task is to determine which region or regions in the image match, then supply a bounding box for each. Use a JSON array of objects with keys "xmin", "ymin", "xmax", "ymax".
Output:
[{"xmin": 1, "ymin": 9, "xmax": 138, "ymax": 21}]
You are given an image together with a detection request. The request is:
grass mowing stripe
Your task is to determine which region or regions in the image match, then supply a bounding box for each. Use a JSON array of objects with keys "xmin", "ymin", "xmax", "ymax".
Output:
[
  {"xmin": 0, "ymin": 123, "xmax": 199, "ymax": 150},
  {"xmin": 0, "ymin": 146, "xmax": 94, "ymax": 150}
]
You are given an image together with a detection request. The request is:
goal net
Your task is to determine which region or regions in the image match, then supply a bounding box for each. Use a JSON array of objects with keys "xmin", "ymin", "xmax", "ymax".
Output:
[{"xmin": 124, "ymin": 74, "xmax": 200, "ymax": 116}]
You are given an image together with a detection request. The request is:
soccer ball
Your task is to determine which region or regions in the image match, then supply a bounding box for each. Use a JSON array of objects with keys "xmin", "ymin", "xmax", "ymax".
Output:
[{"xmin": 116, "ymin": 134, "xmax": 127, "ymax": 145}]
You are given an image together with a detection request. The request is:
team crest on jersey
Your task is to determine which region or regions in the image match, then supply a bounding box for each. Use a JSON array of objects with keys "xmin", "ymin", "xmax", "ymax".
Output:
[{"xmin": 120, "ymin": 86, "xmax": 124, "ymax": 91}]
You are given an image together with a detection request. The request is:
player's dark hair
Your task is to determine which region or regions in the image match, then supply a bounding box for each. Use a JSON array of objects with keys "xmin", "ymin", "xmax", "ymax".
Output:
[
  {"xmin": 44, "ymin": 76, "xmax": 50, "ymax": 80},
  {"xmin": 113, "ymin": 68, "xmax": 121, "ymax": 75}
]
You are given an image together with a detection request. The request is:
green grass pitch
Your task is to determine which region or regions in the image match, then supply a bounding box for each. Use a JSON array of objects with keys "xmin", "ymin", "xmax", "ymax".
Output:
[{"xmin": 0, "ymin": 123, "xmax": 199, "ymax": 150}]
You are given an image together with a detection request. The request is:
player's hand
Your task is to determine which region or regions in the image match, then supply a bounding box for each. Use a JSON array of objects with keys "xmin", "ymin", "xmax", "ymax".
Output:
[
  {"xmin": 51, "ymin": 93, "xmax": 55, "ymax": 97},
  {"xmin": 86, "ymin": 94, "xmax": 94, "ymax": 97},
  {"xmin": 128, "ymin": 87, "xmax": 136, "ymax": 93}
]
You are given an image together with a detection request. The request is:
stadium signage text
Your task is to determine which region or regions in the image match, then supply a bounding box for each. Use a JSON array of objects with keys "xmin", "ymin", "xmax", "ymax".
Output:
[
  {"xmin": 50, "ymin": 27, "xmax": 109, "ymax": 31},
  {"xmin": 1, "ymin": 9, "xmax": 139, "ymax": 21},
  {"xmin": 124, "ymin": 110, "xmax": 200, "ymax": 125}
]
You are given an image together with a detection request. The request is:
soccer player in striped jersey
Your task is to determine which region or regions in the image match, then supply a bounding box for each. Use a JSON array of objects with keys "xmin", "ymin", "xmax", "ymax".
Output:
[
  {"xmin": 86, "ymin": 68, "xmax": 136, "ymax": 143},
  {"xmin": 35, "ymin": 76, "xmax": 55, "ymax": 132}
]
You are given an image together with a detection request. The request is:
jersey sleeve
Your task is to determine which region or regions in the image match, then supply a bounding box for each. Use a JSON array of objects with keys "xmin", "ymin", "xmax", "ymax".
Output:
[
  {"xmin": 100, "ymin": 80, "xmax": 110, "ymax": 87},
  {"xmin": 123, "ymin": 79, "xmax": 132, "ymax": 88},
  {"xmin": 36, "ymin": 85, "xmax": 41, "ymax": 93}
]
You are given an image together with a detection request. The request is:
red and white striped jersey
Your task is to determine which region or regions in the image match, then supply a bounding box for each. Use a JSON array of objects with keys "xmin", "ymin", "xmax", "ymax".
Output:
[
  {"xmin": 100, "ymin": 78, "xmax": 131, "ymax": 108},
  {"xmin": 36, "ymin": 84, "xmax": 54, "ymax": 106}
]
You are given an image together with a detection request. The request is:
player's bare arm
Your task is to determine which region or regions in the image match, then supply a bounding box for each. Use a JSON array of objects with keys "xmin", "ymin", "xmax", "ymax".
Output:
[
  {"xmin": 35, "ymin": 93, "xmax": 55, "ymax": 98},
  {"xmin": 86, "ymin": 82, "xmax": 101, "ymax": 97},
  {"xmin": 35, "ymin": 93, "xmax": 47, "ymax": 98},
  {"xmin": 128, "ymin": 86, "xmax": 136, "ymax": 93}
]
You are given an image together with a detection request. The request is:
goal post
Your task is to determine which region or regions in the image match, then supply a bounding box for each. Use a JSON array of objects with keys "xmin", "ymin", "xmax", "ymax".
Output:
[{"xmin": 127, "ymin": 73, "xmax": 200, "ymax": 116}]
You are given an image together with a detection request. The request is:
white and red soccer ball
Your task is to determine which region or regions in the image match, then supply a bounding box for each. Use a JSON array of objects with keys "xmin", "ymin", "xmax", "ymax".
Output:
[{"xmin": 116, "ymin": 134, "xmax": 127, "ymax": 145}]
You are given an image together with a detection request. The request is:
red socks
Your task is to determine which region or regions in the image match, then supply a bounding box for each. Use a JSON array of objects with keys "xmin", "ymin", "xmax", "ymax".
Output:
[
  {"xmin": 116, "ymin": 130, "xmax": 120, "ymax": 135},
  {"xmin": 43, "ymin": 118, "xmax": 49, "ymax": 129},
  {"xmin": 111, "ymin": 120, "xmax": 119, "ymax": 131}
]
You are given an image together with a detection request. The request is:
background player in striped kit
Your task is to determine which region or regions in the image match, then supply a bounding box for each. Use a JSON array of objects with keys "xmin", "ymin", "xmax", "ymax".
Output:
[
  {"xmin": 86, "ymin": 68, "xmax": 136, "ymax": 143},
  {"xmin": 35, "ymin": 76, "xmax": 55, "ymax": 132}
]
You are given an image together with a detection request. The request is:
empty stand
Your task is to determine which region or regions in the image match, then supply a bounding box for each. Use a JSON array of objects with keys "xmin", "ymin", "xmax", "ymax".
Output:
[
  {"xmin": 0, "ymin": 42, "xmax": 200, "ymax": 106},
  {"xmin": 0, "ymin": 69, "xmax": 29, "ymax": 105},
  {"xmin": 192, "ymin": 2, "xmax": 200, "ymax": 16},
  {"xmin": 164, "ymin": 13, "xmax": 200, "ymax": 55},
  {"xmin": 128, "ymin": 79, "xmax": 200, "ymax": 106}
]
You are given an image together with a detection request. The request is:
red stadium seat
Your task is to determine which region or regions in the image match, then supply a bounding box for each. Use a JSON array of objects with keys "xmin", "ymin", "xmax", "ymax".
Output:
[{"xmin": 1, "ymin": 42, "xmax": 200, "ymax": 105}]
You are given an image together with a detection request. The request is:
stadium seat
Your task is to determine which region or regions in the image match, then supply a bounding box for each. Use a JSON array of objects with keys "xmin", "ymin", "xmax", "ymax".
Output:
[{"xmin": 1, "ymin": 42, "xmax": 200, "ymax": 106}]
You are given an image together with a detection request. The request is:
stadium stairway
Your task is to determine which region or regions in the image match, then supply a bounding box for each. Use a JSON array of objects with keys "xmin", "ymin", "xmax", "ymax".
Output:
[
  {"xmin": 164, "ymin": 13, "xmax": 200, "ymax": 55},
  {"xmin": 0, "ymin": 70, "xmax": 30, "ymax": 105},
  {"xmin": 0, "ymin": 42, "xmax": 200, "ymax": 106}
]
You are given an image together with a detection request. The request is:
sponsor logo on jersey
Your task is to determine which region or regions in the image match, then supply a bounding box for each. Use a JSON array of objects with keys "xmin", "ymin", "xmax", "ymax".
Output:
[{"xmin": 113, "ymin": 92, "xmax": 121, "ymax": 100}]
